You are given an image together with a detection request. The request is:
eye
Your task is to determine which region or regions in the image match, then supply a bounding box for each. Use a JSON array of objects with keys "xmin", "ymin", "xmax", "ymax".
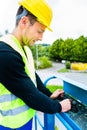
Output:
[
  {"xmin": 38, "ymin": 30, "xmax": 42, "ymax": 34},
  {"xmin": 37, "ymin": 29, "xmax": 44, "ymax": 34}
]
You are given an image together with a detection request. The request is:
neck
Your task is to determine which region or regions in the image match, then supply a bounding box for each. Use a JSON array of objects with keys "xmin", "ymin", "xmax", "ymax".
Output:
[{"xmin": 11, "ymin": 27, "xmax": 23, "ymax": 46}]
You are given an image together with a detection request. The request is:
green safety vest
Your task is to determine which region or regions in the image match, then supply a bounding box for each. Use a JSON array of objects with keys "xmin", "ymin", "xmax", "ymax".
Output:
[{"xmin": 0, "ymin": 34, "xmax": 36, "ymax": 128}]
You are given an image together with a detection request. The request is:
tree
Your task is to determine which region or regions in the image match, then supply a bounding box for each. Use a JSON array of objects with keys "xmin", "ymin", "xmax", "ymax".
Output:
[
  {"xmin": 49, "ymin": 38, "xmax": 63, "ymax": 61},
  {"xmin": 59, "ymin": 38, "xmax": 74, "ymax": 61},
  {"xmin": 73, "ymin": 35, "xmax": 87, "ymax": 62},
  {"xmin": 30, "ymin": 44, "xmax": 50, "ymax": 60}
]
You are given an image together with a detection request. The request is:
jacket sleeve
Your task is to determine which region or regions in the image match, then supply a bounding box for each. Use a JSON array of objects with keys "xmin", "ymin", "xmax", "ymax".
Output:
[
  {"xmin": 35, "ymin": 72, "xmax": 52, "ymax": 97},
  {"xmin": 0, "ymin": 43, "xmax": 62, "ymax": 113}
]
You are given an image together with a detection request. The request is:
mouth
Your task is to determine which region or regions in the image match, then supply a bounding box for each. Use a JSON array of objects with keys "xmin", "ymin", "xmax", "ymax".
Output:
[{"xmin": 29, "ymin": 40, "xmax": 36, "ymax": 46}]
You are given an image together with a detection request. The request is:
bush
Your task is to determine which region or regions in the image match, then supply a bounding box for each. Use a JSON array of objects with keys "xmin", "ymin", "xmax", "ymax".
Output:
[
  {"xmin": 65, "ymin": 61, "xmax": 71, "ymax": 69},
  {"xmin": 38, "ymin": 56, "xmax": 52, "ymax": 69}
]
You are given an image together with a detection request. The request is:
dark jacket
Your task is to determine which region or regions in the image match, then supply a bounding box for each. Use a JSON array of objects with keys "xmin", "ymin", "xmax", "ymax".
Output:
[{"xmin": 0, "ymin": 41, "xmax": 61, "ymax": 113}]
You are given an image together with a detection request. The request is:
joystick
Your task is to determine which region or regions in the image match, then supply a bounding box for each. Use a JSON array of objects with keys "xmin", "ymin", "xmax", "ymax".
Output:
[{"xmin": 57, "ymin": 93, "xmax": 80, "ymax": 113}]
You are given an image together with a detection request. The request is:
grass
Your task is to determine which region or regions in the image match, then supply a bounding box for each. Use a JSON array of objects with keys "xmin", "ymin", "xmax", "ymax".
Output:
[
  {"xmin": 58, "ymin": 67, "xmax": 87, "ymax": 73},
  {"xmin": 58, "ymin": 68, "xmax": 69, "ymax": 72},
  {"xmin": 46, "ymin": 85, "xmax": 63, "ymax": 93}
]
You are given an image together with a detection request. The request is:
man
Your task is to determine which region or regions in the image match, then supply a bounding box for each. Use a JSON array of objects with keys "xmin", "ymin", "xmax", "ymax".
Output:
[{"xmin": 0, "ymin": 0, "xmax": 71, "ymax": 129}]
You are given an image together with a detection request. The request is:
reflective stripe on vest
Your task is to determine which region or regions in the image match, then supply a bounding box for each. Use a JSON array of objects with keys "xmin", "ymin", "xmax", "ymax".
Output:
[
  {"xmin": 0, "ymin": 35, "xmax": 36, "ymax": 128},
  {"xmin": 0, "ymin": 94, "xmax": 17, "ymax": 102},
  {"xmin": 0, "ymin": 105, "xmax": 29, "ymax": 116}
]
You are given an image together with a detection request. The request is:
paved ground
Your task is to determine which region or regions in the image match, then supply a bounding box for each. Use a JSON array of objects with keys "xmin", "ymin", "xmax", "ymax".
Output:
[
  {"xmin": 36, "ymin": 62, "xmax": 87, "ymax": 86},
  {"xmin": 36, "ymin": 62, "xmax": 65, "ymax": 85}
]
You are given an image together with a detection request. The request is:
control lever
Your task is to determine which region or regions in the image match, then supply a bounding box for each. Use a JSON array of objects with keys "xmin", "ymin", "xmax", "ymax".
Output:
[{"xmin": 57, "ymin": 93, "xmax": 79, "ymax": 113}]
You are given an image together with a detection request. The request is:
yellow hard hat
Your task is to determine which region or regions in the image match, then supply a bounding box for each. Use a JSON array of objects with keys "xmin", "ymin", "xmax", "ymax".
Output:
[{"xmin": 18, "ymin": 0, "xmax": 53, "ymax": 31}]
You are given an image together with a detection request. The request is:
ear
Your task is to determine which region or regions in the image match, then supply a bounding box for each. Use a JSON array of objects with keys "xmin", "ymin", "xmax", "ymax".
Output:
[{"xmin": 20, "ymin": 16, "xmax": 29, "ymax": 27}]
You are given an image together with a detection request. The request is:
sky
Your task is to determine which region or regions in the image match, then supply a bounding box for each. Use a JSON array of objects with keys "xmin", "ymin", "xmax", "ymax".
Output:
[{"xmin": 0, "ymin": 0, "xmax": 87, "ymax": 44}]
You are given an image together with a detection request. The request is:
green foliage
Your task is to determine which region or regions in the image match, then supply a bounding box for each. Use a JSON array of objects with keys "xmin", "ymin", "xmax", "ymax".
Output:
[
  {"xmin": 65, "ymin": 61, "xmax": 71, "ymax": 69},
  {"xmin": 30, "ymin": 44, "xmax": 50, "ymax": 60},
  {"xmin": 38, "ymin": 56, "xmax": 52, "ymax": 69},
  {"xmin": 72, "ymin": 36, "xmax": 87, "ymax": 62},
  {"xmin": 49, "ymin": 39, "xmax": 63, "ymax": 61},
  {"xmin": 60, "ymin": 38, "xmax": 74, "ymax": 61},
  {"xmin": 30, "ymin": 35, "xmax": 87, "ymax": 63},
  {"xmin": 49, "ymin": 35, "xmax": 87, "ymax": 63},
  {"xmin": 30, "ymin": 44, "xmax": 52, "ymax": 69}
]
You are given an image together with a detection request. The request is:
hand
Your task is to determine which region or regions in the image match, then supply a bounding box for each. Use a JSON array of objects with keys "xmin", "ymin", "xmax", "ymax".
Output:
[
  {"xmin": 50, "ymin": 89, "xmax": 64, "ymax": 99},
  {"xmin": 60, "ymin": 99, "xmax": 71, "ymax": 112}
]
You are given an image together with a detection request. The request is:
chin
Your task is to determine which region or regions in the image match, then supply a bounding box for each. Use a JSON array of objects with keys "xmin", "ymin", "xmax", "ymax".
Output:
[
  {"xmin": 29, "ymin": 43, "xmax": 34, "ymax": 46},
  {"xmin": 30, "ymin": 41, "xmax": 35, "ymax": 46}
]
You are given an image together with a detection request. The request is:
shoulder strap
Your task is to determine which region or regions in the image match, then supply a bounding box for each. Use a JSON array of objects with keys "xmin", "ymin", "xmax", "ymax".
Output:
[{"xmin": 0, "ymin": 34, "xmax": 36, "ymax": 86}]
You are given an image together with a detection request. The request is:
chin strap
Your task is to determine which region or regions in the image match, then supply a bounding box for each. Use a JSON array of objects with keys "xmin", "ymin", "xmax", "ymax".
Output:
[{"xmin": 16, "ymin": 8, "xmax": 28, "ymax": 20}]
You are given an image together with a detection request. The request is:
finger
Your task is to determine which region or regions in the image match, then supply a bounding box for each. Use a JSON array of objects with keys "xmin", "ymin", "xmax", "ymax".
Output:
[{"xmin": 59, "ymin": 90, "xmax": 64, "ymax": 94}]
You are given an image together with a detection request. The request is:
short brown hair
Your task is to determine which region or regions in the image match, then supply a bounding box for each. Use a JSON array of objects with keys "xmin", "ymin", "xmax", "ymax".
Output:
[{"xmin": 16, "ymin": 6, "xmax": 37, "ymax": 26}]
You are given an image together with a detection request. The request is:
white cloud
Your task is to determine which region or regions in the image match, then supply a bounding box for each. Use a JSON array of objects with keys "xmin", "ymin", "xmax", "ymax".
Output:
[
  {"xmin": 42, "ymin": 0, "xmax": 87, "ymax": 44},
  {"xmin": 0, "ymin": 0, "xmax": 18, "ymax": 33},
  {"xmin": 0, "ymin": 0, "xmax": 87, "ymax": 44}
]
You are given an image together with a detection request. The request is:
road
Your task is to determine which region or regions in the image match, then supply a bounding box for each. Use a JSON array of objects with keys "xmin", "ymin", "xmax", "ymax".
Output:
[
  {"xmin": 36, "ymin": 62, "xmax": 65, "ymax": 85},
  {"xmin": 36, "ymin": 62, "xmax": 87, "ymax": 86}
]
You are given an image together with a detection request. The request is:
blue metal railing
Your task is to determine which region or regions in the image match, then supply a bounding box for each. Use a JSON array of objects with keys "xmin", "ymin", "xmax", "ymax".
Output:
[
  {"xmin": 34, "ymin": 112, "xmax": 81, "ymax": 130},
  {"xmin": 34, "ymin": 76, "xmax": 82, "ymax": 130}
]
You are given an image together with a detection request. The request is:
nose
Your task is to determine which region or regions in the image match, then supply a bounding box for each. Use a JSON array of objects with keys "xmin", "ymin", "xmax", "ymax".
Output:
[{"xmin": 38, "ymin": 33, "xmax": 44, "ymax": 41}]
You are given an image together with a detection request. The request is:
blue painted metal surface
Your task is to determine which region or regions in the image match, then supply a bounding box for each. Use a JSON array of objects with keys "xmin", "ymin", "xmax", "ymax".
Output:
[
  {"xmin": 63, "ymin": 81, "xmax": 87, "ymax": 105},
  {"xmin": 56, "ymin": 113, "xmax": 74, "ymax": 130},
  {"xmin": 59, "ymin": 113, "xmax": 81, "ymax": 130},
  {"xmin": 44, "ymin": 114, "xmax": 55, "ymax": 130},
  {"xmin": 43, "ymin": 75, "xmax": 57, "ymax": 86},
  {"xmin": 34, "ymin": 75, "xmax": 86, "ymax": 130}
]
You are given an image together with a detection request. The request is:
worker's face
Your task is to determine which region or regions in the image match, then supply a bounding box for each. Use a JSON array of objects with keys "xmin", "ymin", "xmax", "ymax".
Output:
[{"xmin": 21, "ymin": 16, "xmax": 46, "ymax": 46}]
